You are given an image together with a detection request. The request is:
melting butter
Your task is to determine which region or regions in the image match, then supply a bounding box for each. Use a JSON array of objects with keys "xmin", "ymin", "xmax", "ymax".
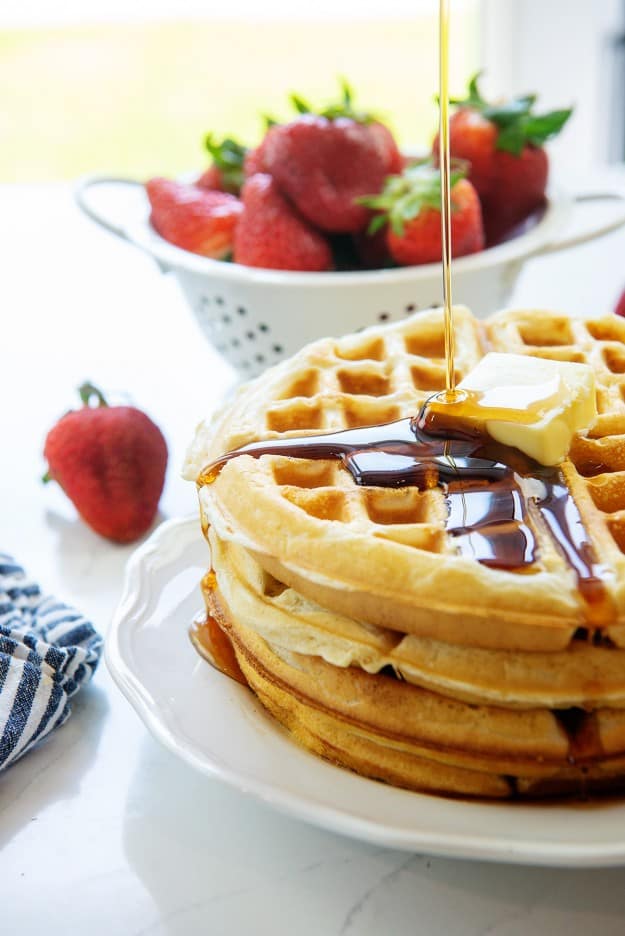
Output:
[{"xmin": 439, "ymin": 352, "xmax": 597, "ymax": 466}]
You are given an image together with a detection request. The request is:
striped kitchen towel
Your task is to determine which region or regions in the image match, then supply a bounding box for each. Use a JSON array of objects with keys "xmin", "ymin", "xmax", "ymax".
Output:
[{"xmin": 0, "ymin": 553, "xmax": 102, "ymax": 771}]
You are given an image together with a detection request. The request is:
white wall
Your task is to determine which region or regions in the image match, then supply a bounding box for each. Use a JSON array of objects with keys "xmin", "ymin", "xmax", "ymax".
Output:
[{"xmin": 479, "ymin": 0, "xmax": 625, "ymax": 170}]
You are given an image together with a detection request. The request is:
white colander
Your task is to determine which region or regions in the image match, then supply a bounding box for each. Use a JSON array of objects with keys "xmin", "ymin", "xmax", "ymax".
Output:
[{"xmin": 76, "ymin": 176, "xmax": 625, "ymax": 379}]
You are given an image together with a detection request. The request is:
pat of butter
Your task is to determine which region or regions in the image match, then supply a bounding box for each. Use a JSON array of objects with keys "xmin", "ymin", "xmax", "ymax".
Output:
[{"xmin": 457, "ymin": 352, "xmax": 597, "ymax": 466}]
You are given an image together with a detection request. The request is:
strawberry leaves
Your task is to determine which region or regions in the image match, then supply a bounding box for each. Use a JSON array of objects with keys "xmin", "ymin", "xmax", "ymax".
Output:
[
  {"xmin": 78, "ymin": 382, "xmax": 108, "ymax": 408},
  {"xmin": 360, "ymin": 163, "xmax": 466, "ymax": 236},
  {"xmin": 452, "ymin": 72, "xmax": 572, "ymax": 156},
  {"xmin": 204, "ymin": 134, "xmax": 248, "ymax": 191},
  {"xmin": 289, "ymin": 78, "xmax": 377, "ymax": 125}
]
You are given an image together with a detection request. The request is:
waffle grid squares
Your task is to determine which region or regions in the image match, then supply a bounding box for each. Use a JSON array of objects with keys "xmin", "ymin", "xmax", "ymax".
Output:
[
  {"xmin": 256, "ymin": 309, "xmax": 625, "ymax": 582},
  {"xmin": 250, "ymin": 312, "xmax": 492, "ymax": 562},
  {"xmin": 199, "ymin": 308, "xmax": 625, "ymax": 602},
  {"xmin": 488, "ymin": 311, "xmax": 625, "ymax": 566}
]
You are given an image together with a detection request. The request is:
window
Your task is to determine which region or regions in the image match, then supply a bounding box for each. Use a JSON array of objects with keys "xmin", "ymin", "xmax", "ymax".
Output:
[{"xmin": 1, "ymin": 0, "xmax": 480, "ymax": 181}]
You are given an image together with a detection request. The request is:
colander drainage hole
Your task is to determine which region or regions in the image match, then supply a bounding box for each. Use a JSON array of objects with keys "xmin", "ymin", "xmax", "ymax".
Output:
[
  {"xmin": 237, "ymin": 306, "xmax": 247, "ymax": 316},
  {"xmin": 231, "ymin": 338, "xmax": 240, "ymax": 347},
  {"xmin": 272, "ymin": 344, "xmax": 283, "ymax": 354},
  {"xmin": 246, "ymin": 331, "xmax": 255, "ymax": 340},
  {"xmin": 378, "ymin": 312, "xmax": 390, "ymax": 321},
  {"xmin": 215, "ymin": 296, "xmax": 224, "ymax": 305},
  {"xmin": 258, "ymin": 323, "xmax": 269, "ymax": 333}
]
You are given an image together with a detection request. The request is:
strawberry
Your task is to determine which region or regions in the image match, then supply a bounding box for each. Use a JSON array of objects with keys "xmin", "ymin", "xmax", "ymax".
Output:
[
  {"xmin": 43, "ymin": 383, "xmax": 168, "ymax": 544},
  {"xmin": 197, "ymin": 134, "xmax": 248, "ymax": 195},
  {"xmin": 368, "ymin": 121, "xmax": 404, "ymax": 176},
  {"xmin": 243, "ymin": 145, "xmax": 266, "ymax": 179},
  {"xmin": 616, "ymin": 289, "xmax": 625, "ymax": 318},
  {"xmin": 360, "ymin": 163, "xmax": 484, "ymax": 266},
  {"xmin": 289, "ymin": 80, "xmax": 403, "ymax": 176},
  {"xmin": 261, "ymin": 116, "xmax": 387, "ymax": 234},
  {"xmin": 259, "ymin": 81, "xmax": 400, "ymax": 234},
  {"xmin": 234, "ymin": 173, "xmax": 333, "ymax": 271},
  {"xmin": 196, "ymin": 165, "xmax": 223, "ymax": 192},
  {"xmin": 435, "ymin": 74, "xmax": 572, "ymax": 243},
  {"xmin": 146, "ymin": 178, "xmax": 242, "ymax": 258}
]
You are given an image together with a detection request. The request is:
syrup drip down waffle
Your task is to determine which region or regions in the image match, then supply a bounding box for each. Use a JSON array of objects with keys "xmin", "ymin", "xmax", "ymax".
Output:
[{"xmin": 184, "ymin": 307, "xmax": 625, "ymax": 798}]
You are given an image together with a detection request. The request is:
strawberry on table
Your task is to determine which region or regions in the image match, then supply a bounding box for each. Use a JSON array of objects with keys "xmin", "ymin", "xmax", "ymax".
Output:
[
  {"xmin": 197, "ymin": 134, "xmax": 248, "ymax": 195},
  {"xmin": 146, "ymin": 178, "xmax": 242, "ymax": 258},
  {"xmin": 436, "ymin": 74, "xmax": 572, "ymax": 242},
  {"xmin": 260, "ymin": 81, "xmax": 402, "ymax": 234},
  {"xmin": 43, "ymin": 383, "xmax": 168, "ymax": 544},
  {"xmin": 360, "ymin": 162, "xmax": 484, "ymax": 266},
  {"xmin": 234, "ymin": 173, "xmax": 333, "ymax": 271}
]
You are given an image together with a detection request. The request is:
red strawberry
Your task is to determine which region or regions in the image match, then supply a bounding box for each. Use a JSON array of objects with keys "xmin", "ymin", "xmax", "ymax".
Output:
[
  {"xmin": 146, "ymin": 178, "xmax": 242, "ymax": 258},
  {"xmin": 262, "ymin": 115, "xmax": 387, "ymax": 234},
  {"xmin": 196, "ymin": 165, "xmax": 223, "ymax": 192},
  {"xmin": 259, "ymin": 81, "xmax": 401, "ymax": 234},
  {"xmin": 243, "ymin": 145, "xmax": 266, "ymax": 178},
  {"xmin": 196, "ymin": 135, "xmax": 247, "ymax": 195},
  {"xmin": 43, "ymin": 384, "xmax": 168, "ymax": 544},
  {"xmin": 289, "ymin": 79, "xmax": 403, "ymax": 177},
  {"xmin": 434, "ymin": 74, "xmax": 572, "ymax": 243},
  {"xmin": 243, "ymin": 118, "xmax": 282, "ymax": 179},
  {"xmin": 234, "ymin": 173, "xmax": 333, "ymax": 271},
  {"xmin": 367, "ymin": 120, "xmax": 404, "ymax": 176},
  {"xmin": 360, "ymin": 163, "xmax": 484, "ymax": 266},
  {"xmin": 615, "ymin": 290, "xmax": 625, "ymax": 318}
]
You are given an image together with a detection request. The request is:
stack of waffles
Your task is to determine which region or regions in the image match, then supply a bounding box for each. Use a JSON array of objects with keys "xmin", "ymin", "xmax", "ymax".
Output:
[{"xmin": 184, "ymin": 306, "xmax": 625, "ymax": 798}]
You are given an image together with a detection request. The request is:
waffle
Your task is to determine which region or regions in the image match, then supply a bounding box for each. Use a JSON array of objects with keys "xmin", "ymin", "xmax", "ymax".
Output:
[
  {"xmin": 184, "ymin": 305, "xmax": 625, "ymax": 798},
  {"xmin": 209, "ymin": 530, "xmax": 625, "ymax": 710}
]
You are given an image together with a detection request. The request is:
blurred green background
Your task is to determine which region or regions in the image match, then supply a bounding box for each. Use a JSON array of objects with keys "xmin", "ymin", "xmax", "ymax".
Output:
[{"xmin": 1, "ymin": 7, "xmax": 479, "ymax": 181}]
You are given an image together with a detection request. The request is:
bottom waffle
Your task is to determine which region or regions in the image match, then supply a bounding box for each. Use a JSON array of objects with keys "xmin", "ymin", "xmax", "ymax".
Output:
[
  {"xmin": 208, "ymin": 592, "xmax": 625, "ymax": 799},
  {"xmin": 198, "ymin": 533, "xmax": 625, "ymax": 799}
]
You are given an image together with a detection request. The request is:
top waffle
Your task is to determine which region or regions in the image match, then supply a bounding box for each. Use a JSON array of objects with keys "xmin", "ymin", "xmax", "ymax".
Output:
[{"xmin": 184, "ymin": 306, "xmax": 625, "ymax": 652}]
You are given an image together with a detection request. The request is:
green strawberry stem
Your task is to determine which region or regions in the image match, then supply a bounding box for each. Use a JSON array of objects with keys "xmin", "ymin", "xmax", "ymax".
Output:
[
  {"xmin": 79, "ymin": 382, "xmax": 108, "ymax": 407},
  {"xmin": 360, "ymin": 162, "xmax": 467, "ymax": 237},
  {"xmin": 41, "ymin": 470, "xmax": 52, "ymax": 484},
  {"xmin": 450, "ymin": 72, "xmax": 572, "ymax": 156},
  {"xmin": 203, "ymin": 134, "xmax": 247, "ymax": 190},
  {"xmin": 289, "ymin": 77, "xmax": 378, "ymax": 125}
]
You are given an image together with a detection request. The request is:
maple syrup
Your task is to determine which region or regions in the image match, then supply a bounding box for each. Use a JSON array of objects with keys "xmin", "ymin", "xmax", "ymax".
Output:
[
  {"xmin": 189, "ymin": 572, "xmax": 247, "ymax": 685},
  {"xmin": 555, "ymin": 709, "xmax": 604, "ymax": 765},
  {"xmin": 438, "ymin": 0, "xmax": 457, "ymax": 401},
  {"xmin": 197, "ymin": 406, "xmax": 606, "ymax": 612}
]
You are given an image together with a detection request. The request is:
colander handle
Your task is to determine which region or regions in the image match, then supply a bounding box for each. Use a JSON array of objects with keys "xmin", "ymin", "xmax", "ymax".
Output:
[
  {"xmin": 536, "ymin": 191, "xmax": 625, "ymax": 256},
  {"xmin": 74, "ymin": 175, "xmax": 143, "ymax": 243}
]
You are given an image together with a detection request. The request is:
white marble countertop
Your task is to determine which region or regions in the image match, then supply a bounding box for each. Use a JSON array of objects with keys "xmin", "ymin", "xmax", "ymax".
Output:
[{"xmin": 3, "ymin": 178, "xmax": 625, "ymax": 935}]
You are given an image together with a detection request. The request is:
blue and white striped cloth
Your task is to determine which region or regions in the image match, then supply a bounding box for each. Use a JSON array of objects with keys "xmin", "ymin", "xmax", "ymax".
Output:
[{"xmin": 0, "ymin": 553, "xmax": 102, "ymax": 771}]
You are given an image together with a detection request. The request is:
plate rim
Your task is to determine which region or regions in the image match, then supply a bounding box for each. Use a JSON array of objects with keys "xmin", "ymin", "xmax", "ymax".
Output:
[{"xmin": 107, "ymin": 515, "xmax": 625, "ymax": 868}]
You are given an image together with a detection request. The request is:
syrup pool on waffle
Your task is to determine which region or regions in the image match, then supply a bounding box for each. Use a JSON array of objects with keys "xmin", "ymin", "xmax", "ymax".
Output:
[{"xmin": 196, "ymin": 386, "xmax": 607, "ymax": 623}]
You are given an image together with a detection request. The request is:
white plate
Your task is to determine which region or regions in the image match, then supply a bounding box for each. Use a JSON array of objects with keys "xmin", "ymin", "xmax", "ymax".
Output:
[{"xmin": 107, "ymin": 516, "xmax": 625, "ymax": 868}]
